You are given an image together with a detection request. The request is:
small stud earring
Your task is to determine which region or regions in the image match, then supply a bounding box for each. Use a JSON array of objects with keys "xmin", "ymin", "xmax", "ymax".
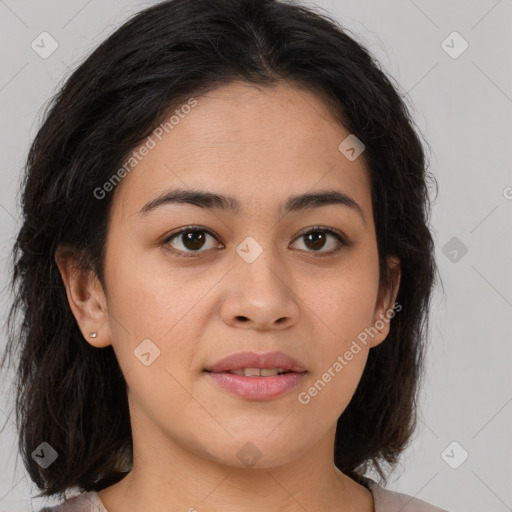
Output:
[{"xmin": 89, "ymin": 332, "xmax": 97, "ymax": 338}]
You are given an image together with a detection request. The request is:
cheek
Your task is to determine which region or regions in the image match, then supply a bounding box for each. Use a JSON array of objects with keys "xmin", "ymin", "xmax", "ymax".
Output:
[
  {"xmin": 301, "ymin": 259, "xmax": 377, "ymax": 396},
  {"xmin": 104, "ymin": 251, "xmax": 228, "ymax": 408},
  {"xmin": 308, "ymin": 267, "xmax": 379, "ymax": 343},
  {"xmin": 297, "ymin": 320, "xmax": 370, "ymax": 425},
  {"xmin": 104, "ymin": 238, "xmax": 199, "ymax": 333}
]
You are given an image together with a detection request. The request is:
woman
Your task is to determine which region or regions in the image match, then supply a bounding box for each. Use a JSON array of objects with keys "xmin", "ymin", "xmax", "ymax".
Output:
[{"xmin": 1, "ymin": 0, "xmax": 446, "ymax": 510}]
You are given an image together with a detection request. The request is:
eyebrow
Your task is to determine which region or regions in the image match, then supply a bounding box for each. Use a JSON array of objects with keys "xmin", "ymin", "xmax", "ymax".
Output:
[{"xmin": 138, "ymin": 188, "xmax": 366, "ymax": 225}]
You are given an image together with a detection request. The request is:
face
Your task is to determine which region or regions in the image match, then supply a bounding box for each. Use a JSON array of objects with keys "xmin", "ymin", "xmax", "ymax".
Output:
[{"xmin": 58, "ymin": 80, "xmax": 400, "ymax": 470}]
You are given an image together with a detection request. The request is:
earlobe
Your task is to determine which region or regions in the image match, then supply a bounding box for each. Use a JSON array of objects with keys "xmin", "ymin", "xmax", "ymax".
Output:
[{"xmin": 54, "ymin": 245, "xmax": 111, "ymax": 348}]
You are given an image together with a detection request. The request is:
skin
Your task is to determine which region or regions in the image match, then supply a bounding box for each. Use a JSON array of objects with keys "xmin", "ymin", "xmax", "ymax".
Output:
[{"xmin": 56, "ymin": 80, "xmax": 400, "ymax": 512}]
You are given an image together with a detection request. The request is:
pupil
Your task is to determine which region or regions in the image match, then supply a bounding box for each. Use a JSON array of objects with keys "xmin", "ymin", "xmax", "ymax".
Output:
[
  {"xmin": 183, "ymin": 230, "xmax": 205, "ymax": 250},
  {"xmin": 304, "ymin": 232, "xmax": 325, "ymax": 251}
]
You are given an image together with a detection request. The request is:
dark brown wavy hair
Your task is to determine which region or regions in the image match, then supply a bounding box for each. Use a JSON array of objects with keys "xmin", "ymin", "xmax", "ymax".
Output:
[{"xmin": 1, "ymin": 0, "xmax": 440, "ymax": 500}]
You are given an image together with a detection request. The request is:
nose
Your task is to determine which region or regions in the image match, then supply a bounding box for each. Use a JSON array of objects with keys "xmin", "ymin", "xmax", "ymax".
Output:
[{"xmin": 220, "ymin": 252, "xmax": 300, "ymax": 331}]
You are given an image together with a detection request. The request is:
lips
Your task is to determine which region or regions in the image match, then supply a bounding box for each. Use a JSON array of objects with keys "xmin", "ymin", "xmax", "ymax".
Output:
[
  {"xmin": 203, "ymin": 351, "xmax": 307, "ymax": 374},
  {"xmin": 203, "ymin": 351, "xmax": 307, "ymax": 400}
]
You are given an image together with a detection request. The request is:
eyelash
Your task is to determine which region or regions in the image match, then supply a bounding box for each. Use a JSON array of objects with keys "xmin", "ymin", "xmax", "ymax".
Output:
[{"xmin": 161, "ymin": 225, "xmax": 349, "ymax": 258}]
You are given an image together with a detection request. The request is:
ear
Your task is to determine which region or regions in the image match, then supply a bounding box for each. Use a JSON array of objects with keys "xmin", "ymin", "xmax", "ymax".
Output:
[
  {"xmin": 54, "ymin": 244, "xmax": 111, "ymax": 348},
  {"xmin": 368, "ymin": 255, "xmax": 401, "ymax": 348}
]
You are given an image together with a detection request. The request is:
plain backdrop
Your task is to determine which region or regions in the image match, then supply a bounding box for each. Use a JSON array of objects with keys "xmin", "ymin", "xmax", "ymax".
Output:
[{"xmin": 0, "ymin": 1, "xmax": 511, "ymax": 511}]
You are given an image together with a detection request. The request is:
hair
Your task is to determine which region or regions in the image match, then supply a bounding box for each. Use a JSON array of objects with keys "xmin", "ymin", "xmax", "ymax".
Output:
[{"xmin": 1, "ymin": 0, "xmax": 440, "ymax": 501}]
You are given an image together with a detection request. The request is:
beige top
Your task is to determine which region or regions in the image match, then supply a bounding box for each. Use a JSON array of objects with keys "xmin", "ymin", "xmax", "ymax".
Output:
[{"xmin": 38, "ymin": 477, "xmax": 450, "ymax": 512}]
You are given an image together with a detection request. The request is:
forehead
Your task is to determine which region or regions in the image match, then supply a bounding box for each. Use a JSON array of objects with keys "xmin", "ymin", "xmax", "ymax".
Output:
[{"xmin": 111, "ymin": 80, "xmax": 373, "ymax": 222}]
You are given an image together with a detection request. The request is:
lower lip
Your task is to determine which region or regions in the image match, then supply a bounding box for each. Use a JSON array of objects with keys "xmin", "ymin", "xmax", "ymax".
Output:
[{"xmin": 204, "ymin": 371, "xmax": 306, "ymax": 400}]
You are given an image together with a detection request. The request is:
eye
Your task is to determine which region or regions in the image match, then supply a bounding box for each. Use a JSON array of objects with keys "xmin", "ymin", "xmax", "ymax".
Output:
[
  {"xmin": 162, "ymin": 225, "xmax": 348, "ymax": 258},
  {"xmin": 163, "ymin": 226, "xmax": 222, "ymax": 257},
  {"xmin": 290, "ymin": 226, "xmax": 348, "ymax": 256}
]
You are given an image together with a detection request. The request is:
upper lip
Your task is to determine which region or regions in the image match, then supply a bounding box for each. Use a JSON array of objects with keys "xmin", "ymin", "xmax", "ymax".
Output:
[{"xmin": 204, "ymin": 351, "xmax": 307, "ymax": 373}]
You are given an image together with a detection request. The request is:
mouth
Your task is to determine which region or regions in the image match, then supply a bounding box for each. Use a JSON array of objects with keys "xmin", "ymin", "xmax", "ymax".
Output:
[
  {"xmin": 206, "ymin": 367, "xmax": 295, "ymax": 377},
  {"xmin": 203, "ymin": 370, "xmax": 307, "ymax": 400},
  {"xmin": 203, "ymin": 351, "xmax": 307, "ymax": 400},
  {"xmin": 203, "ymin": 350, "xmax": 307, "ymax": 374}
]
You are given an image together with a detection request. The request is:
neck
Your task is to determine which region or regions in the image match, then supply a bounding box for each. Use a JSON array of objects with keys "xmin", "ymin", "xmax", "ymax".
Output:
[{"xmin": 98, "ymin": 421, "xmax": 373, "ymax": 512}]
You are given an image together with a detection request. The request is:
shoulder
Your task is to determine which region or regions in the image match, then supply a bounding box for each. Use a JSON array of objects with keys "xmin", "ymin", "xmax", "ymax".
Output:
[
  {"xmin": 36, "ymin": 491, "xmax": 107, "ymax": 512},
  {"xmin": 362, "ymin": 476, "xmax": 451, "ymax": 512}
]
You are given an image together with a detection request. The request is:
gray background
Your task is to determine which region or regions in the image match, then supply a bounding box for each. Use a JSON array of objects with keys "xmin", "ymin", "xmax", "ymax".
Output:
[{"xmin": 0, "ymin": 1, "xmax": 511, "ymax": 511}]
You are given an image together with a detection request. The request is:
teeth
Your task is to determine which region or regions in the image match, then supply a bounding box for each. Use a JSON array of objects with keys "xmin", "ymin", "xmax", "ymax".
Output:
[
  {"xmin": 228, "ymin": 369, "xmax": 246, "ymax": 376},
  {"xmin": 260, "ymin": 368, "xmax": 281, "ymax": 377},
  {"xmin": 244, "ymin": 368, "xmax": 261, "ymax": 377},
  {"xmin": 227, "ymin": 368, "xmax": 288, "ymax": 377}
]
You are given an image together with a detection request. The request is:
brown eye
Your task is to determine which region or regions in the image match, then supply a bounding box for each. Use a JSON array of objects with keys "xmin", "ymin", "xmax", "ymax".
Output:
[
  {"xmin": 162, "ymin": 225, "xmax": 347, "ymax": 258},
  {"xmin": 163, "ymin": 227, "xmax": 222, "ymax": 255},
  {"xmin": 291, "ymin": 227, "xmax": 347, "ymax": 255}
]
